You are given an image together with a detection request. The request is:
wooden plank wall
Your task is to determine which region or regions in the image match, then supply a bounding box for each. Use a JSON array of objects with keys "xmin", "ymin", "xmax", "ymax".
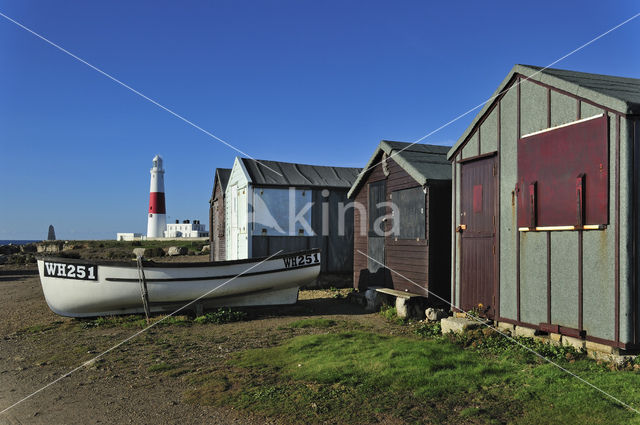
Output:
[
  {"xmin": 211, "ymin": 182, "xmax": 225, "ymax": 261},
  {"xmin": 353, "ymin": 184, "xmax": 369, "ymax": 289},
  {"xmin": 353, "ymin": 155, "xmax": 436, "ymax": 296},
  {"xmin": 385, "ymin": 158, "xmax": 429, "ymax": 296}
]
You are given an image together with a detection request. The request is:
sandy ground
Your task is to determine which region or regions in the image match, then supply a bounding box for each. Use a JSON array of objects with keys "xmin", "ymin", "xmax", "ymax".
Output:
[{"xmin": 0, "ymin": 264, "xmax": 383, "ymax": 424}]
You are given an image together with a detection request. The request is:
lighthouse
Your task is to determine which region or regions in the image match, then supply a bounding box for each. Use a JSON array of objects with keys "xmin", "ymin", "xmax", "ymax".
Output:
[{"xmin": 147, "ymin": 155, "xmax": 167, "ymax": 238}]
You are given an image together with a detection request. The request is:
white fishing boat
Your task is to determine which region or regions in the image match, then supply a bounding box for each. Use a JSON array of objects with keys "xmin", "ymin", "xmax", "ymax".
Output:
[{"xmin": 36, "ymin": 249, "xmax": 321, "ymax": 317}]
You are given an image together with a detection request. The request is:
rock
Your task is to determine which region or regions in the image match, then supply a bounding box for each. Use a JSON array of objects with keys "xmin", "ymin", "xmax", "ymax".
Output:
[
  {"xmin": 20, "ymin": 243, "xmax": 37, "ymax": 253},
  {"xmin": 0, "ymin": 255, "xmax": 6, "ymax": 265},
  {"xmin": 201, "ymin": 245, "xmax": 211, "ymax": 253},
  {"xmin": 425, "ymin": 307, "xmax": 447, "ymax": 322},
  {"xmin": 132, "ymin": 248, "xmax": 146, "ymax": 259},
  {"xmin": 0, "ymin": 244, "xmax": 20, "ymax": 255},
  {"xmin": 167, "ymin": 246, "xmax": 187, "ymax": 256},
  {"xmin": 440, "ymin": 317, "xmax": 481, "ymax": 334},
  {"xmin": 36, "ymin": 243, "xmax": 63, "ymax": 253}
]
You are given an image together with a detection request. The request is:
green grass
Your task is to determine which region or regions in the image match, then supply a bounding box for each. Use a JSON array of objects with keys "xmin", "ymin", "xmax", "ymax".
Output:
[
  {"xmin": 285, "ymin": 318, "xmax": 337, "ymax": 329},
  {"xmin": 78, "ymin": 314, "xmax": 192, "ymax": 329},
  {"xmin": 184, "ymin": 331, "xmax": 640, "ymax": 424},
  {"xmin": 148, "ymin": 362, "xmax": 175, "ymax": 373}
]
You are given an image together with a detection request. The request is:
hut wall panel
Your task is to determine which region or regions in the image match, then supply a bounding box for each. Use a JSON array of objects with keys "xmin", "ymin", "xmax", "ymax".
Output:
[
  {"xmin": 520, "ymin": 79, "xmax": 548, "ymax": 136},
  {"xmin": 546, "ymin": 89, "xmax": 578, "ymax": 330},
  {"xmin": 353, "ymin": 183, "xmax": 369, "ymax": 289},
  {"xmin": 384, "ymin": 158, "xmax": 429, "ymax": 294},
  {"xmin": 580, "ymin": 101, "xmax": 603, "ymax": 119},
  {"xmin": 479, "ymin": 107, "xmax": 498, "ymax": 154},
  {"xmin": 519, "ymin": 232, "xmax": 548, "ymax": 324},
  {"xmin": 498, "ymin": 87, "xmax": 518, "ymax": 320},
  {"xmin": 461, "ymin": 132, "xmax": 478, "ymax": 160},
  {"xmin": 550, "ymin": 91, "xmax": 577, "ymax": 127},
  {"xmin": 581, "ymin": 113, "xmax": 618, "ymax": 341},
  {"xmin": 635, "ymin": 119, "xmax": 640, "ymax": 344},
  {"xmin": 550, "ymin": 232, "xmax": 579, "ymax": 329},
  {"xmin": 453, "ymin": 159, "xmax": 461, "ymax": 307},
  {"xmin": 352, "ymin": 157, "xmax": 439, "ymax": 294},
  {"xmin": 212, "ymin": 179, "xmax": 226, "ymax": 261},
  {"xmin": 582, "ymin": 231, "xmax": 615, "ymax": 340},
  {"xmin": 328, "ymin": 190, "xmax": 354, "ymax": 274},
  {"xmin": 618, "ymin": 116, "xmax": 633, "ymax": 343}
]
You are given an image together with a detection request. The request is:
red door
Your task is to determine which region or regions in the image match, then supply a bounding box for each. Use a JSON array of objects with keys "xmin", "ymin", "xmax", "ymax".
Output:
[{"xmin": 460, "ymin": 156, "xmax": 496, "ymax": 318}]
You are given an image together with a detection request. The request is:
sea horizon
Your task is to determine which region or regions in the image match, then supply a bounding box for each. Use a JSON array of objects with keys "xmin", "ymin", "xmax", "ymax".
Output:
[{"xmin": 0, "ymin": 240, "xmax": 42, "ymax": 246}]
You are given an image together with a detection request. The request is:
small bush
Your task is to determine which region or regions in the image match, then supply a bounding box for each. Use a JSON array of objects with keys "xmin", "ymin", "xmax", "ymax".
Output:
[
  {"xmin": 194, "ymin": 308, "xmax": 247, "ymax": 324},
  {"xmin": 415, "ymin": 322, "xmax": 442, "ymax": 338}
]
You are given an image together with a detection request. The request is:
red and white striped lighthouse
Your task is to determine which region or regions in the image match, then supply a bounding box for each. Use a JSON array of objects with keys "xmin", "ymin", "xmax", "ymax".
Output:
[{"xmin": 147, "ymin": 154, "xmax": 166, "ymax": 238}]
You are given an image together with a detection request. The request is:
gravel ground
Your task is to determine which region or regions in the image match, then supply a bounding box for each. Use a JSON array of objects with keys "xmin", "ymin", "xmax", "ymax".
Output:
[{"xmin": 0, "ymin": 263, "xmax": 383, "ymax": 424}]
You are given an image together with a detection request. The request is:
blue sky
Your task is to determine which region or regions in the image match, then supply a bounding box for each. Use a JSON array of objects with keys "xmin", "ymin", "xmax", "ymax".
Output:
[{"xmin": 0, "ymin": 1, "xmax": 638, "ymax": 240}]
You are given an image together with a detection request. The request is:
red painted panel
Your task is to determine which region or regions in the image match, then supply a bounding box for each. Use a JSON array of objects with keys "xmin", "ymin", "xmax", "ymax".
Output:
[
  {"xmin": 517, "ymin": 115, "xmax": 608, "ymax": 227},
  {"xmin": 149, "ymin": 192, "xmax": 166, "ymax": 214},
  {"xmin": 473, "ymin": 185, "xmax": 482, "ymax": 213}
]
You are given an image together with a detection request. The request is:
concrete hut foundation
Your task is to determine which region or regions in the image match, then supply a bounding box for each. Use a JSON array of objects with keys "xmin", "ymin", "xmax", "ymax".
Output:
[{"xmin": 440, "ymin": 314, "xmax": 637, "ymax": 364}]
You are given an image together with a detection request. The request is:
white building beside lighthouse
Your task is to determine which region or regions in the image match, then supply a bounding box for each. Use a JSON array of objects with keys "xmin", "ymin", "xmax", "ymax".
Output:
[{"xmin": 147, "ymin": 155, "xmax": 167, "ymax": 238}]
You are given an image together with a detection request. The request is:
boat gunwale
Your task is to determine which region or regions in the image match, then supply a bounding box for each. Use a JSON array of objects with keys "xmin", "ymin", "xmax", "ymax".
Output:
[
  {"xmin": 35, "ymin": 248, "xmax": 321, "ymax": 268},
  {"xmin": 105, "ymin": 262, "xmax": 320, "ymax": 283}
]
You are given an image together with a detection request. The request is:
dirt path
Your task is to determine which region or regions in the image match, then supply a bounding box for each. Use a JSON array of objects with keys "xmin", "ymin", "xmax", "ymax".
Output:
[{"xmin": 0, "ymin": 267, "xmax": 384, "ymax": 424}]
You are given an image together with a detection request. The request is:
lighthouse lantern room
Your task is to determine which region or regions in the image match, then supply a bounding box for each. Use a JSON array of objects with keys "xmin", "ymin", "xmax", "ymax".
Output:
[{"xmin": 147, "ymin": 154, "xmax": 167, "ymax": 238}]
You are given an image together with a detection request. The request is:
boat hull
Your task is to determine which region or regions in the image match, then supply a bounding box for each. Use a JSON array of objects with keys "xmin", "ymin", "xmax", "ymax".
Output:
[{"xmin": 36, "ymin": 249, "xmax": 321, "ymax": 317}]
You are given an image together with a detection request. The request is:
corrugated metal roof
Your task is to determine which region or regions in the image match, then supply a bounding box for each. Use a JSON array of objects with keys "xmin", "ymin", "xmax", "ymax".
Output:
[
  {"xmin": 241, "ymin": 158, "xmax": 360, "ymax": 189},
  {"xmin": 217, "ymin": 168, "xmax": 231, "ymax": 192},
  {"xmin": 348, "ymin": 140, "xmax": 452, "ymax": 198},
  {"xmin": 448, "ymin": 64, "xmax": 640, "ymax": 159},
  {"xmin": 524, "ymin": 65, "xmax": 640, "ymax": 109},
  {"xmin": 210, "ymin": 168, "xmax": 231, "ymax": 203}
]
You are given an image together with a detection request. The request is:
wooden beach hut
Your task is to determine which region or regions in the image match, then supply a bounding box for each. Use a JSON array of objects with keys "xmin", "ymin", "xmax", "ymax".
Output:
[
  {"xmin": 222, "ymin": 157, "xmax": 360, "ymax": 275},
  {"xmin": 448, "ymin": 64, "xmax": 640, "ymax": 351},
  {"xmin": 209, "ymin": 168, "xmax": 231, "ymax": 261},
  {"xmin": 348, "ymin": 141, "xmax": 451, "ymax": 301}
]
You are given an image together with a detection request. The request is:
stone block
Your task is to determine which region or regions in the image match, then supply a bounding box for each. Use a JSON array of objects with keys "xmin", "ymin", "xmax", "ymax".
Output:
[
  {"xmin": 425, "ymin": 308, "xmax": 448, "ymax": 322},
  {"xmin": 395, "ymin": 297, "xmax": 408, "ymax": 318},
  {"xmin": 549, "ymin": 333, "xmax": 562, "ymax": 346},
  {"xmin": 496, "ymin": 322, "xmax": 515, "ymax": 332},
  {"xmin": 585, "ymin": 340, "xmax": 616, "ymax": 355},
  {"xmin": 441, "ymin": 317, "xmax": 481, "ymax": 334},
  {"xmin": 562, "ymin": 336, "xmax": 585, "ymax": 350},
  {"xmin": 514, "ymin": 326, "xmax": 536, "ymax": 338}
]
